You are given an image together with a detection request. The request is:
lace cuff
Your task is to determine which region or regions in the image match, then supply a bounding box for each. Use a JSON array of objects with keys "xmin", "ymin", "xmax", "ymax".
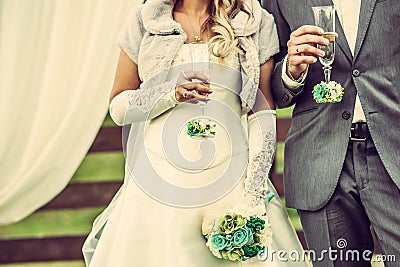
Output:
[
  {"xmin": 109, "ymin": 78, "xmax": 179, "ymax": 126},
  {"xmin": 244, "ymin": 110, "xmax": 277, "ymax": 205}
]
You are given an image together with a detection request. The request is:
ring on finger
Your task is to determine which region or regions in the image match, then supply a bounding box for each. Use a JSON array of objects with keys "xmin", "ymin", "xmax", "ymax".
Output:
[
  {"xmin": 296, "ymin": 45, "xmax": 299, "ymax": 53},
  {"xmin": 182, "ymin": 90, "xmax": 189, "ymax": 99}
]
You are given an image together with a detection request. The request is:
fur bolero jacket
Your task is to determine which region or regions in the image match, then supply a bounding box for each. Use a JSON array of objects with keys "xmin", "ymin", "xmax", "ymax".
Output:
[{"xmin": 117, "ymin": 0, "xmax": 279, "ymax": 113}]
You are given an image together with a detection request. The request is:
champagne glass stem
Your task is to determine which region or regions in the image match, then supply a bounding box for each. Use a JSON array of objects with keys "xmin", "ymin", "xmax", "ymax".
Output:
[
  {"xmin": 323, "ymin": 65, "xmax": 332, "ymax": 83},
  {"xmin": 188, "ymin": 44, "xmax": 209, "ymax": 116}
]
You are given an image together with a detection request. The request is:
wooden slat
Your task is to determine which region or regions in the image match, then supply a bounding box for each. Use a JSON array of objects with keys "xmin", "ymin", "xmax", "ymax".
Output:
[
  {"xmin": 276, "ymin": 118, "xmax": 291, "ymax": 142},
  {"xmin": 271, "ymin": 172, "xmax": 284, "ymax": 197},
  {"xmin": 39, "ymin": 181, "xmax": 122, "ymax": 211},
  {"xmin": 296, "ymin": 231, "xmax": 307, "ymax": 249},
  {"xmin": 88, "ymin": 126, "xmax": 122, "ymax": 152},
  {"xmin": 0, "ymin": 236, "xmax": 85, "ymax": 263}
]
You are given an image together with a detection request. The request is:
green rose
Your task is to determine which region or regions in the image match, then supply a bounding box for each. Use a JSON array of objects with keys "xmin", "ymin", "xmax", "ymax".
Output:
[
  {"xmin": 312, "ymin": 84, "xmax": 327, "ymax": 103},
  {"xmin": 221, "ymin": 247, "xmax": 245, "ymax": 262},
  {"xmin": 211, "ymin": 233, "xmax": 232, "ymax": 250},
  {"xmin": 243, "ymin": 244, "xmax": 264, "ymax": 258},
  {"xmin": 233, "ymin": 226, "xmax": 253, "ymax": 247},
  {"xmin": 218, "ymin": 214, "xmax": 247, "ymax": 234},
  {"xmin": 246, "ymin": 216, "xmax": 265, "ymax": 233}
]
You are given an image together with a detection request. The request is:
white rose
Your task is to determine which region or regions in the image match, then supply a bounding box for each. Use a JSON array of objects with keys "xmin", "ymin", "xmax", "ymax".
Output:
[{"xmin": 202, "ymin": 215, "xmax": 217, "ymax": 235}]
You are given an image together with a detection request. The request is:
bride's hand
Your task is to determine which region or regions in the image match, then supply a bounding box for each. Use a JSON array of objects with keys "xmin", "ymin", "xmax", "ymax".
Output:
[{"xmin": 175, "ymin": 71, "xmax": 212, "ymax": 103}]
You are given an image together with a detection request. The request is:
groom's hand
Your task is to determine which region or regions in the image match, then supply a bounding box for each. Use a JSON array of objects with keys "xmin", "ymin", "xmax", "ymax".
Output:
[{"xmin": 287, "ymin": 25, "xmax": 335, "ymax": 80}]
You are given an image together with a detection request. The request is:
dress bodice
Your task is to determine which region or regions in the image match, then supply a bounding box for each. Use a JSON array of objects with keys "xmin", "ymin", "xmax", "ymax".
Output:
[
  {"xmin": 171, "ymin": 43, "xmax": 241, "ymax": 71},
  {"xmin": 141, "ymin": 44, "xmax": 248, "ymax": 188}
]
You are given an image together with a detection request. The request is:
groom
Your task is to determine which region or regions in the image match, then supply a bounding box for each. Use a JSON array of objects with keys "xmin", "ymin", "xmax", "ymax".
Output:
[{"xmin": 263, "ymin": 0, "xmax": 400, "ymax": 266}]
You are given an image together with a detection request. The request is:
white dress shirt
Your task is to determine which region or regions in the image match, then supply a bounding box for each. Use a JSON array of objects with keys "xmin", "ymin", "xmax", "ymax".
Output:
[{"xmin": 282, "ymin": 0, "xmax": 366, "ymax": 122}]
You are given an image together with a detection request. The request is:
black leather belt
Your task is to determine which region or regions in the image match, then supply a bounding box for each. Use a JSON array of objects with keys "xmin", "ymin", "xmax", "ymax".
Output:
[{"xmin": 350, "ymin": 122, "xmax": 371, "ymax": 141}]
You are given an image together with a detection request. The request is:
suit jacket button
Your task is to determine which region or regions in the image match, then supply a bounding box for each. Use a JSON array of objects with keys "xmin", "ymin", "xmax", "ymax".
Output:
[
  {"xmin": 352, "ymin": 69, "xmax": 360, "ymax": 77},
  {"xmin": 342, "ymin": 111, "xmax": 351, "ymax": 120}
]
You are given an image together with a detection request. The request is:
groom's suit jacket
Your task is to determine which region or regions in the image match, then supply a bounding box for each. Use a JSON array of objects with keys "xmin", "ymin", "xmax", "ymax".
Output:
[{"xmin": 263, "ymin": 0, "xmax": 400, "ymax": 211}]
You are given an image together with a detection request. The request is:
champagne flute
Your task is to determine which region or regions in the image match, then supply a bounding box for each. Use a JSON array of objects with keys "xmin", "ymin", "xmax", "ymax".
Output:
[
  {"xmin": 188, "ymin": 43, "xmax": 210, "ymax": 116},
  {"xmin": 187, "ymin": 44, "xmax": 215, "ymax": 139},
  {"xmin": 312, "ymin": 5, "xmax": 336, "ymax": 83}
]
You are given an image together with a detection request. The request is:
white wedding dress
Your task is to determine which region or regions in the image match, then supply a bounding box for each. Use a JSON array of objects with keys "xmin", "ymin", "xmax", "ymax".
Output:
[{"xmin": 83, "ymin": 44, "xmax": 310, "ymax": 267}]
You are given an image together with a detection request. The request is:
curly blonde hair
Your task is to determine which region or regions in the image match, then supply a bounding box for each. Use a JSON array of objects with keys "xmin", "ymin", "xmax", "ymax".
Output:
[{"xmin": 204, "ymin": 0, "xmax": 252, "ymax": 60}]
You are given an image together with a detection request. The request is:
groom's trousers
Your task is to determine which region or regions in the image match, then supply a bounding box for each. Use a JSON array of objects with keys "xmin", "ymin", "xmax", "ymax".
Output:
[{"xmin": 298, "ymin": 123, "xmax": 400, "ymax": 267}]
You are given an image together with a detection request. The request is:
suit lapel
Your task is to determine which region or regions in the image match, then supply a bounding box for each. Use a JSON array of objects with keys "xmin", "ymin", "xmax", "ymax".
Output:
[
  {"xmin": 310, "ymin": 0, "xmax": 352, "ymax": 63},
  {"xmin": 353, "ymin": 0, "xmax": 377, "ymax": 60},
  {"xmin": 334, "ymin": 11, "xmax": 352, "ymax": 63}
]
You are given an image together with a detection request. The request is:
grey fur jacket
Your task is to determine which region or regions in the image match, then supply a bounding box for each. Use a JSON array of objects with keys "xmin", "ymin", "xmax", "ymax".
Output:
[{"xmin": 117, "ymin": 0, "xmax": 279, "ymax": 113}]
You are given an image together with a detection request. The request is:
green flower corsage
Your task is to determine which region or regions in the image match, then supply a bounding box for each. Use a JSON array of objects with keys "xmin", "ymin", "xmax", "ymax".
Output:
[
  {"xmin": 312, "ymin": 81, "xmax": 344, "ymax": 103},
  {"xmin": 187, "ymin": 118, "xmax": 216, "ymax": 138}
]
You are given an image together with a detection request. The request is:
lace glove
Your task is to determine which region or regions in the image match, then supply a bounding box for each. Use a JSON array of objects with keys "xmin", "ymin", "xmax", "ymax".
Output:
[
  {"xmin": 245, "ymin": 110, "xmax": 277, "ymax": 204},
  {"xmin": 109, "ymin": 79, "xmax": 179, "ymax": 126}
]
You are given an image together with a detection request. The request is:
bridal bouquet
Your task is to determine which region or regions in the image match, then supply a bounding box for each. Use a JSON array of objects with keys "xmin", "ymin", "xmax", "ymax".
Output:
[{"xmin": 202, "ymin": 205, "xmax": 273, "ymax": 262}]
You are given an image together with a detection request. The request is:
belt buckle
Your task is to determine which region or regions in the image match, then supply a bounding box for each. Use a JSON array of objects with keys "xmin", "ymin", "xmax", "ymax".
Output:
[
  {"xmin": 350, "ymin": 125, "xmax": 367, "ymax": 141},
  {"xmin": 350, "ymin": 136, "xmax": 367, "ymax": 141}
]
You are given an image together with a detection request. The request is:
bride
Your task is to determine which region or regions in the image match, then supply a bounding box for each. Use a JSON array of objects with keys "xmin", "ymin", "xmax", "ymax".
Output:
[{"xmin": 83, "ymin": 0, "xmax": 310, "ymax": 266}]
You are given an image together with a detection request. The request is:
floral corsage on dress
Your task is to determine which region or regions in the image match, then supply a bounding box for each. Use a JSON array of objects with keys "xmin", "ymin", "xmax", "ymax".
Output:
[{"xmin": 187, "ymin": 118, "xmax": 217, "ymax": 138}]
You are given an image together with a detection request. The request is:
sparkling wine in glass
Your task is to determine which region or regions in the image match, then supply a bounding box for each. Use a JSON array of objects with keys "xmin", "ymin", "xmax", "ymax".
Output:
[
  {"xmin": 312, "ymin": 5, "xmax": 336, "ymax": 83},
  {"xmin": 188, "ymin": 43, "xmax": 210, "ymax": 116}
]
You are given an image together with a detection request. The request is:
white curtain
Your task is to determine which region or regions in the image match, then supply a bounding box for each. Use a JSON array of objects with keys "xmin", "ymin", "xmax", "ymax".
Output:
[{"xmin": 0, "ymin": 0, "xmax": 141, "ymax": 225}]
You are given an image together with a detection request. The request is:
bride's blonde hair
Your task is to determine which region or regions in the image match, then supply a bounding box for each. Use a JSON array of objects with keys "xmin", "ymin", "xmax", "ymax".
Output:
[{"xmin": 204, "ymin": 0, "xmax": 252, "ymax": 60}]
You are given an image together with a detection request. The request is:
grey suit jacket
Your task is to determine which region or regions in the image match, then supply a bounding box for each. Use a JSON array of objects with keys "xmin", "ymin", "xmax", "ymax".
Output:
[{"xmin": 263, "ymin": 0, "xmax": 400, "ymax": 211}]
